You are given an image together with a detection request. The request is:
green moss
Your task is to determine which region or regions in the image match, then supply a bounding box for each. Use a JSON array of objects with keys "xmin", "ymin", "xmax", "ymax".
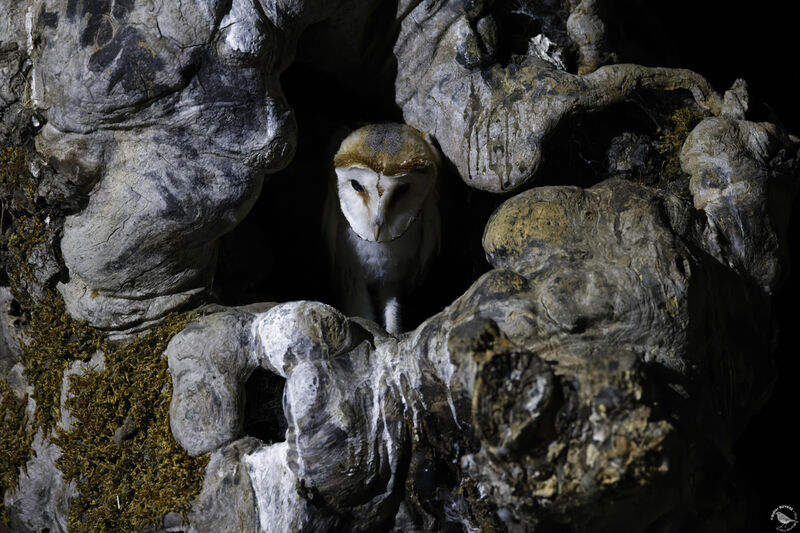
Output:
[
  {"xmin": 657, "ymin": 107, "xmax": 705, "ymax": 178},
  {"xmin": 0, "ymin": 143, "xmax": 38, "ymax": 524},
  {"xmin": 4, "ymin": 146, "xmax": 76, "ymax": 435},
  {"xmin": 6, "ymin": 215, "xmax": 46, "ymax": 293},
  {"xmin": 0, "ymin": 146, "xmax": 30, "ymax": 193},
  {"xmin": 54, "ymin": 311, "xmax": 207, "ymax": 532},
  {"xmin": 3, "ymin": 143, "xmax": 43, "ymax": 300},
  {"xmin": 2, "ymin": 286, "xmax": 208, "ymax": 531},
  {"xmin": 2, "ymin": 143, "xmax": 208, "ymax": 530},
  {"xmin": 22, "ymin": 290, "xmax": 104, "ymax": 433},
  {"xmin": 0, "ymin": 381, "xmax": 33, "ymax": 523},
  {"xmin": 7, "ymin": 289, "xmax": 208, "ymax": 531},
  {"xmin": 458, "ymin": 477, "xmax": 503, "ymax": 533},
  {"xmin": 0, "ymin": 145, "xmax": 36, "ymax": 213}
]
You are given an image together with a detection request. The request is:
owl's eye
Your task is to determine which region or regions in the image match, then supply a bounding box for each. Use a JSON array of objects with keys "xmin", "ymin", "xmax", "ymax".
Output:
[
  {"xmin": 396, "ymin": 183, "xmax": 411, "ymax": 195},
  {"xmin": 350, "ymin": 180, "xmax": 365, "ymax": 192}
]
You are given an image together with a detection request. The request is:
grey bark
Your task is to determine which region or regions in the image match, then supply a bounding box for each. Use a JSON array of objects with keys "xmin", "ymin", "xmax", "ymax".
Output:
[{"xmin": 1, "ymin": 0, "xmax": 797, "ymax": 531}]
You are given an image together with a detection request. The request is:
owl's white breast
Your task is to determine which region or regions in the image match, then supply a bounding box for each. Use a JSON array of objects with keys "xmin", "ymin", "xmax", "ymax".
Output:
[{"xmin": 340, "ymin": 211, "xmax": 425, "ymax": 286}]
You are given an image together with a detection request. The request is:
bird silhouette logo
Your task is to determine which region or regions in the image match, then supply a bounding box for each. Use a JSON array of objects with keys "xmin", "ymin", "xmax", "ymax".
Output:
[{"xmin": 772, "ymin": 505, "xmax": 799, "ymax": 531}]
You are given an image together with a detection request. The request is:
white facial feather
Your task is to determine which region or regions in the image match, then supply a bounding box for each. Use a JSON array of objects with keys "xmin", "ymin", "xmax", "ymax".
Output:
[{"xmin": 335, "ymin": 165, "xmax": 434, "ymax": 243}]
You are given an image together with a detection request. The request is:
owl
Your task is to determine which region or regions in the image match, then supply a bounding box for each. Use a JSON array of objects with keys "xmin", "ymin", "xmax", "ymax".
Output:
[{"xmin": 323, "ymin": 123, "xmax": 441, "ymax": 335}]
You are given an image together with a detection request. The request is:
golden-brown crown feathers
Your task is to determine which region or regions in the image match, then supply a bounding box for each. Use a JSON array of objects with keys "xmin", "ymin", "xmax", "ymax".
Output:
[{"xmin": 333, "ymin": 123, "xmax": 439, "ymax": 176}]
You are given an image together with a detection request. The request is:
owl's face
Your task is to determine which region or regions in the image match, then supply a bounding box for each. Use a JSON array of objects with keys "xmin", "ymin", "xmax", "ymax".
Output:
[{"xmin": 336, "ymin": 165, "xmax": 435, "ymax": 242}]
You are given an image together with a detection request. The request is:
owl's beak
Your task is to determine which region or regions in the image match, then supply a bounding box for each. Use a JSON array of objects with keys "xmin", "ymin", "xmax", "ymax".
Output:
[{"xmin": 373, "ymin": 217, "xmax": 384, "ymax": 240}]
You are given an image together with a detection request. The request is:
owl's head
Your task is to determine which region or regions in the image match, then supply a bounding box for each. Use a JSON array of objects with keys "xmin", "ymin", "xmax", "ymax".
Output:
[{"xmin": 333, "ymin": 123, "xmax": 439, "ymax": 243}]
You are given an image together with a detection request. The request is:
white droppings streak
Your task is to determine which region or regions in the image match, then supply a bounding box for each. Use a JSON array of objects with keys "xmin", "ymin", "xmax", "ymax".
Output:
[
  {"xmin": 445, "ymin": 390, "xmax": 461, "ymax": 430},
  {"xmin": 282, "ymin": 361, "xmax": 323, "ymax": 480},
  {"xmin": 524, "ymin": 376, "xmax": 548, "ymax": 414},
  {"xmin": 372, "ymin": 336, "xmax": 401, "ymax": 476},
  {"xmin": 426, "ymin": 332, "xmax": 462, "ymax": 428},
  {"xmin": 369, "ymin": 367, "xmax": 382, "ymax": 469},
  {"xmin": 25, "ymin": 5, "xmax": 37, "ymax": 107},
  {"xmin": 250, "ymin": 303, "xmax": 304, "ymax": 376},
  {"xmin": 246, "ymin": 303, "xmax": 477, "ymax": 526},
  {"xmin": 245, "ymin": 442, "xmax": 311, "ymax": 533}
]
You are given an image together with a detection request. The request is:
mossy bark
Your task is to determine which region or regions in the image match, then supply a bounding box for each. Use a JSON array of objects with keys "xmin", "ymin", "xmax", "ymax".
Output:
[{"xmin": 2, "ymin": 140, "xmax": 208, "ymax": 531}]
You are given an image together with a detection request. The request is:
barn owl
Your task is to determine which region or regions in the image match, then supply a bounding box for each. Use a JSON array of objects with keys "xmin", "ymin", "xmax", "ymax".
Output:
[{"xmin": 323, "ymin": 123, "xmax": 441, "ymax": 335}]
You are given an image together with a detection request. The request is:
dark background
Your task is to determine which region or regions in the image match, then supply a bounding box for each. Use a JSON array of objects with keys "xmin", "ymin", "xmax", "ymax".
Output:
[
  {"xmin": 655, "ymin": 1, "xmax": 800, "ymax": 528},
  {"xmin": 637, "ymin": 0, "xmax": 799, "ymax": 527}
]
